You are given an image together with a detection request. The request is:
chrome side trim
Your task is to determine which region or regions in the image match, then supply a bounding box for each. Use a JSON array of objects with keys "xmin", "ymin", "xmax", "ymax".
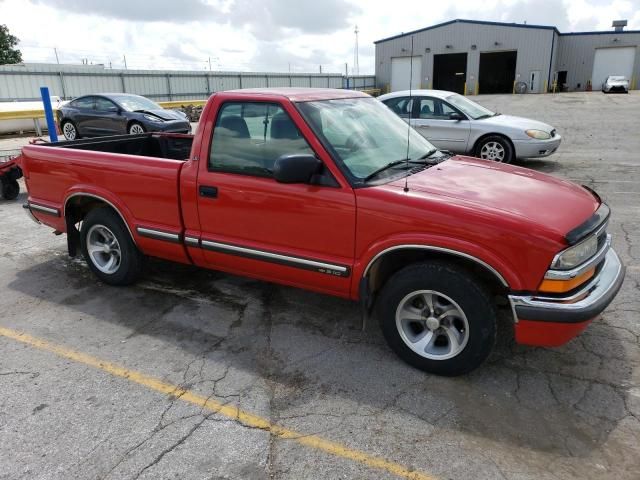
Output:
[
  {"xmin": 28, "ymin": 202, "xmax": 60, "ymax": 216},
  {"xmin": 64, "ymin": 192, "xmax": 137, "ymax": 246},
  {"xmin": 362, "ymin": 244, "xmax": 509, "ymax": 287},
  {"xmin": 184, "ymin": 236, "xmax": 200, "ymax": 247},
  {"xmin": 200, "ymin": 239, "xmax": 350, "ymax": 277},
  {"xmin": 23, "ymin": 204, "xmax": 41, "ymax": 224},
  {"xmin": 545, "ymin": 234, "xmax": 611, "ymax": 280},
  {"xmin": 136, "ymin": 227, "xmax": 181, "ymax": 243}
]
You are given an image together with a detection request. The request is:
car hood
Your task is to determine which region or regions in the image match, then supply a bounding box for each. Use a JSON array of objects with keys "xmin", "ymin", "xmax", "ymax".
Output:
[
  {"xmin": 386, "ymin": 156, "xmax": 599, "ymax": 238},
  {"xmin": 478, "ymin": 114, "xmax": 554, "ymax": 133},
  {"xmin": 137, "ymin": 109, "xmax": 186, "ymax": 121},
  {"xmin": 607, "ymin": 80, "xmax": 629, "ymax": 85}
]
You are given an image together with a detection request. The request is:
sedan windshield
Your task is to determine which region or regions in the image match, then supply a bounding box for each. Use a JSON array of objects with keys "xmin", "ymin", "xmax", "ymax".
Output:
[
  {"xmin": 111, "ymin": 95, "xmax": 162, "ymax": 112},
  {"xmin": 445, "ymin": 94, "xmax": 495, "ymax": 120},
  {"xmin": 608, "ymin": 76, "xmax": 626, "ymax": 81},
  {"xmin": 297, "ymin": 97, "xmax": 436, "ymax": 182}
]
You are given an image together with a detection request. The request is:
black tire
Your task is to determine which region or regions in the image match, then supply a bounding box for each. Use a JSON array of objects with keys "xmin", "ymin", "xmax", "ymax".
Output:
[
  {"xmin": 128, "ymin": 122, "xmax": 146, "ymax": 135},
  {"xmin": 1, "ymin": 180, "xmax": 19, "ymax": 200},
  {"xmin": 80, "ymin": 207, "xmax": 143, "ymax": 285},
  {"xmin": 61, "ymin": 120, "xmax": 80, "ymax": 141},
  {"xmin": 475, "ymin": 135, "xmax": 514, "ymax": 163},
  {"xmin": 376, "ymin": 261, "xmax": 497, "ymax": 376}
]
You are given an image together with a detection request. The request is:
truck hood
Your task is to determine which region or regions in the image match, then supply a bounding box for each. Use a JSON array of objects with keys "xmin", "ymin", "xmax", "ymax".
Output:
[
  {"xmin": 478, "ymin": 114, "xmax": 554, "ymax": 133},
  {"xmin": 387, "ymin": 156, "xmax": 599, "ymax": 238}
]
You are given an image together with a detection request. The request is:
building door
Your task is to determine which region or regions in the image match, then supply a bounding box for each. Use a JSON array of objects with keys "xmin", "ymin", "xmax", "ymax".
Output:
[
  {"xmin": 591, "ymin": 47, "xmax": 636, "ymax": 90},
  {"xmin": 391, "ymin": 56, "xmax": 422, "ymax": 92},
  {"xmin": 433, "ymin": 53, "xmax": 467, "ymax": 94},
  {"xmin": 478, "ymin": 51, "xmax": 517, "ymax": 94},
  {"xmin": 529, "ymin": 70, "xmax": 541, "ymax": 93}
]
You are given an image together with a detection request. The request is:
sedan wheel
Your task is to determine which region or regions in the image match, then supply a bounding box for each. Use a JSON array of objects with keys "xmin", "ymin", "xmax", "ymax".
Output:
[
  {"xmin": 62, "ymin": 121, "xmax": 77, "ymax": 140},
  {"xmin": 128, "ymin": 123, "xmax": 145, "ymax": 135},
  {"xmin": 480, "ymin": 141, "xmax": 505, "ymax": 162},
  {"xmin": 476, "ymin": 135, "xmax": 514, "ymax": 163}
]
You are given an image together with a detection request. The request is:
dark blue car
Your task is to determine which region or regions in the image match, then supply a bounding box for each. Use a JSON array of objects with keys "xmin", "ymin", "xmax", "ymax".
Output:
[{"xmin": 58, "ymin": 93, "xmax": 191, "ymax": 140}]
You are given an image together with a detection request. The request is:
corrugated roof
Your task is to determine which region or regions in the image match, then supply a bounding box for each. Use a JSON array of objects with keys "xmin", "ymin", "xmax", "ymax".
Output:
[{"xmin": 374, "ymin": 18, "xmax": 640, "ymax": 44}]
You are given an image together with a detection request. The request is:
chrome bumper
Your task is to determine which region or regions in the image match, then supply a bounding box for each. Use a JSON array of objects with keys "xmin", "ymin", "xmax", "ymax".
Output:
[{"xmin": 509, "ymin": 249, "xmax": 625, "ymax": 323}]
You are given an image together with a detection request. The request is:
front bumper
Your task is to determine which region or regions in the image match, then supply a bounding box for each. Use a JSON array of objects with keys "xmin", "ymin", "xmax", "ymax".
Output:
[
  {"xmin": 510, "ymin": 249, "xmax": 625, "ymax": 323},
  {"xmin": 148, "ymin": 121, "xmax": 191, "ymax": 134},
  {"xmin": 513, "ymin": 134, "xmax": 562, "ymax": 158}
]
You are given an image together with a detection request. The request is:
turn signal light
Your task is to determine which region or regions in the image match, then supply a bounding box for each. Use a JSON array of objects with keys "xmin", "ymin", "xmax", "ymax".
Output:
[{"xmin": 538, "ymin": 268, "xmax": 595, "ymax": 294}]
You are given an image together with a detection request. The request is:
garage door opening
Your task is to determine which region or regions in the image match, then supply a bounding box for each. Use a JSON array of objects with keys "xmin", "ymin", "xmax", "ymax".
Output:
[
  {"xmin": 391, "ymin": 56, "xmax": 423, "ymax": 92},
  {"xmin": 479, "ymin": 51, "xmax": 517, "ymax": 94},
  {"xmin": 592, "ymin": 47, "xmax": 636, "ymax": 90},
  {"xmin": 433, "ymin": 53, "xmax": 467, "ymax": 94}
]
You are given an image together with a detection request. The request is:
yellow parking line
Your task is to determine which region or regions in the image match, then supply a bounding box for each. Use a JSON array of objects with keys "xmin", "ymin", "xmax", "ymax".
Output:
[{"xmin": 0, "ymin": 326, "xmax": 436, "ymax": 480}]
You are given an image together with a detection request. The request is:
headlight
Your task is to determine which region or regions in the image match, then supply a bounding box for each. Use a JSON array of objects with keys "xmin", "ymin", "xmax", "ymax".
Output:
[
  {"xmin": 551, "ymin": 234, "xmax": 598, "ymax": 270},
  {"xmin": 525, "ymin": 129, "xmax": 551, "ymax": 140},
  {"xmin": 143, "ymin": 114, "xmax": 165, "ymax": 123}
]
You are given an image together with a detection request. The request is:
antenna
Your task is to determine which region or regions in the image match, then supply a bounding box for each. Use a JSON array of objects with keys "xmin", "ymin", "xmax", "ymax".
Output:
[
  {"xmin": 353, "ymin": 25, "xmax": 360, "ymax": 76},
  {"xmin": 404, "ymin": 36, "xmax": 414, "ymax": 193}
]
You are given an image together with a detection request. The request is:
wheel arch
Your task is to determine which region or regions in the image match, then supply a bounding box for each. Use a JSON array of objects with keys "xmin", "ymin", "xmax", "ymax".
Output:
[
  {"xmin": 360, "ymin": 245, "xmax": 512, "ymax": 312},
  {"xmin": 64, "ymin": 192, "xmax": 137, "ymax": 256}
]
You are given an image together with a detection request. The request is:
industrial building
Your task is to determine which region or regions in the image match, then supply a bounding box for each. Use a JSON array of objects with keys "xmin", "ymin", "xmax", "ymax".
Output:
[{"xmin": 374, "ymin": 19, "xmax": 640, "ymax": 94}]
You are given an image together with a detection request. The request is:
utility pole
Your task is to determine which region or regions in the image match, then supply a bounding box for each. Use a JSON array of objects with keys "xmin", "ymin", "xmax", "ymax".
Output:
[
  {"xmin": 123, "ymin": 55, "xmax": 128, "ymax": 70},
  {"xmin": 54, "ymin": 47, "xmax": 60, "ymax": 64},
  {"xmin": 319, "ymin": 64, "xmax": 322, "ymax": 73},
  {"xmin": 353, "ymin": 25, "xmax": 360, "ymax": 76},
  {"xmin": 208, "ymin": 56, "xmax": 212, "ymax": 71}
]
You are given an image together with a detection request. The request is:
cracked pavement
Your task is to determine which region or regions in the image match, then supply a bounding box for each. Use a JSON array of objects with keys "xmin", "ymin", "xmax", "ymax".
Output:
[{"xmin": 1, "ymin": 91, "xmax": 639, "ymax": 479}]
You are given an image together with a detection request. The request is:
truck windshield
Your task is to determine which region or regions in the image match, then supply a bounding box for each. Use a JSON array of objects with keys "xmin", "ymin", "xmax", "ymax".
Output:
[{"xmin": 297, "ymin": 97, "xmax": 436, "ymax": 182}]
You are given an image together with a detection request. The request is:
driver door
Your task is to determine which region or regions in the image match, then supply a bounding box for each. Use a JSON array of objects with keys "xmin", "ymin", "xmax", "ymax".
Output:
[
  {"xmin": 411, "ymin": 97, "xmax": 470, "ymax": 152},
  {"xmin": 195, "ymin": 100, "xmax": 356, "ymax": 297}
]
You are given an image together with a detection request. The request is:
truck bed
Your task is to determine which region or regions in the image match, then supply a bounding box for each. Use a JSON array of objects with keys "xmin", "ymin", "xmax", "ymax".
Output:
[{"xmin": 41, "ymin": 133, "xmax": 194, "ymax": 161}]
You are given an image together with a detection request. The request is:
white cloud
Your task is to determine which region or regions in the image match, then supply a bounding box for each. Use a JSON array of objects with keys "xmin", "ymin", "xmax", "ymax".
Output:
[{"xmin": 2, "ymin": 0, "xmax": 639, "ymax": 73}]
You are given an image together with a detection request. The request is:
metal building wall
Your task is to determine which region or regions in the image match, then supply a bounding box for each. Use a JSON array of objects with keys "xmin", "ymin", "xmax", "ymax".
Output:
[
  {"xmin": 555, "ymin": 33, "xmax": 640, "ymax": 90},
  {"xmin": 0, "ymin": 64, "xmax": 369, "ymax": 102},
  {"xmin": 375, "ymin": 21, "xmax": 556, "ymax": 93}
]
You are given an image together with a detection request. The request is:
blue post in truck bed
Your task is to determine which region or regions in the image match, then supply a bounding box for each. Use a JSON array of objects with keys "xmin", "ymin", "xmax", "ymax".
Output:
[{"xmin": 40, "ymin": 86, "xmax": 59, "ymax": 142}]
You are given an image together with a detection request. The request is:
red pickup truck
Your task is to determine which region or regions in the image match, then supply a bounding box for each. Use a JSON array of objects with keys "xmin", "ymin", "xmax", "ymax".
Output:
[{"xmin": 20, "ymin": 88, "xmax": 625, "ymax": 376}]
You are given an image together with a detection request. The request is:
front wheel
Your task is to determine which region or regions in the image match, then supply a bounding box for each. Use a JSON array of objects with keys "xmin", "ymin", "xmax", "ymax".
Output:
[
  {"xmin": 475, "ymin": 135, "xmax": 514, "ymax": 163},
  {"xmin": 128, "ymin": 122, "xmax": 146, "ymax": 135},
  {"xmin": 1, "ymin": 180, "xmax": 19, "ymax": 200},
  {"xmin": 80, "ymin": 207, "xmax": 143, "ymax": 285},
  {"xmin": 376, "ymin": 262, "xmax": 497, "ymax": 376}
]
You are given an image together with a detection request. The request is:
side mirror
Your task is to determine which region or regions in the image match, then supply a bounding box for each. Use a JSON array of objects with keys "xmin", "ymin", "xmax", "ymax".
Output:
[
  {"xmin": 273, "ymin": 154, "xmax": 322, "ymax": 184},
  {"xmin": 449, "ymin": 112, "xmax": 465, "ymax": 121}
]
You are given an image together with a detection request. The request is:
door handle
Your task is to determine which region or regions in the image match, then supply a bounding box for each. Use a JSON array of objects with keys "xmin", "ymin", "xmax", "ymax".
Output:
[{"xmin": 199, "ymin": 185, "xmax": 218, "ymax": 198}]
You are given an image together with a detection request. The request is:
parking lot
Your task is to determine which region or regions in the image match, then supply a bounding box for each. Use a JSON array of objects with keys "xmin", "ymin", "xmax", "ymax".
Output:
[{"xmin": 1, "ymin": 91, "xmax": 639, "ymax": 479}]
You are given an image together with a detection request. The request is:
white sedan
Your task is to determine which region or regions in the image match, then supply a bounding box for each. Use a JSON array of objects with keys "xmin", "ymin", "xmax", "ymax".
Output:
[{"xmin": 378, "ymin": 90, "xmax": 561, "ymax": 163}]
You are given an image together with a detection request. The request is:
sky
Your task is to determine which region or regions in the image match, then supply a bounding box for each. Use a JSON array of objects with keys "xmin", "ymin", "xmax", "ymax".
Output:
[{"xmin": 1, "ymin": 0, "xmax": 639, "ymax": 74}]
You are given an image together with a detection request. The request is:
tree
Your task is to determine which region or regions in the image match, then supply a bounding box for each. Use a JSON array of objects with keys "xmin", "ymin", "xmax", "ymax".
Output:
[{"xmin": 0, "ymin": 24, "xmax": 23, "ymax": 65}]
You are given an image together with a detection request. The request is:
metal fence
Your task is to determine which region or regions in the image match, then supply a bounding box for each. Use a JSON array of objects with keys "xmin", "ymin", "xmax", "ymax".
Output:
[{"xmin": 0, "ymin": 64, "xmax": 376, "ymax": 102}]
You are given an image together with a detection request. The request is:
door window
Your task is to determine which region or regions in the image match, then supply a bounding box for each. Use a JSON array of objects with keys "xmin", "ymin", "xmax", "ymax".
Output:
[
  {"xmin": 95, "ymin": 97, "xmax": 118, "ymax": 112},
  {"xmin": 209, "ymin": 102, "xmax": 314, "ymax": 177},
  {"xmin": 413, "ymin": 97, "xmax": 461, "ymax": 119},
  {"xmin": 71, "ymin": 97, "xmax": 95, "ymax": 110}
]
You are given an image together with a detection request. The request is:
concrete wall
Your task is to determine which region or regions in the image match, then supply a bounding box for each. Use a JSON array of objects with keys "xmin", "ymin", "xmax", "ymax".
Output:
[
  {"xmin": 554, "ymin": 33, "xmax": 640, "ymax": 91},
  {"xmin": 375, "ymin": 21, "xmax": 555, "ymax": 93},
  {"xmin": 0, "ymin": 64, "xmax": 375, "ymax": 102}
]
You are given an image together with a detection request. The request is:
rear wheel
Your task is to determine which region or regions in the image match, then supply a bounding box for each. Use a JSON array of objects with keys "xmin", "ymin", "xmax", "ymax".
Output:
[
  {"xmin": 128, "ymin": 122, "xmax": 146, "ymax": 135},
  {"xmin": 475, "ymin": 135, "xmax": 514, "ymax": 163},
  {"xmin": 1, "ymin": 180, "xmax": 19, "ymax": 200},
  {"xmin": 376, "ymin": 261, "xmax": 497, "ymax": 376},
  {"xmin": 80, "ymin": 208, "xmax": 142, "ymax": 285},
  {"xmin": 62, "ymin": 121, "xmax": 79, "ymax": 141}
]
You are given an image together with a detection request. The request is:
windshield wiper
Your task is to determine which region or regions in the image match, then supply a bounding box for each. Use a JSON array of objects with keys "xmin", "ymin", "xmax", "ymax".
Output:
[{"xmin": 364, "ymin": 158, "xmax": 435, "ymax": 182}]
